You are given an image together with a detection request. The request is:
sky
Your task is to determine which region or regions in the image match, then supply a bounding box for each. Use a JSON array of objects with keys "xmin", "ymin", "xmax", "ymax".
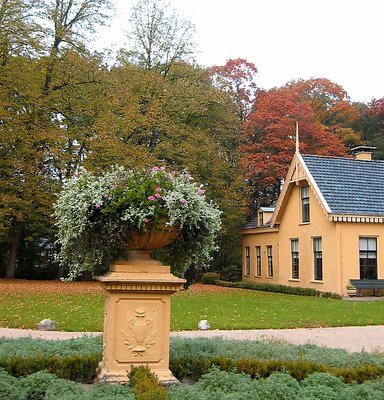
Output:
[{"xmin": 97, "ymin": 0, "xmax": 383, "ymax": 103}]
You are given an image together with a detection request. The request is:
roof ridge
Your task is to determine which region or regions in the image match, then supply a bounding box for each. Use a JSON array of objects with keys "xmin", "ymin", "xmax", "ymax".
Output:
[{"xmin": 302, "ymin": 154, "xmax": 384, "ymax": 163}]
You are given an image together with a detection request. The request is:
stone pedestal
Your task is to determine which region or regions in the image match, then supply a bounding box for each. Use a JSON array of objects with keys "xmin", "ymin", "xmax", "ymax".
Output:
[{"xmin": 96, "ymin": 251, "xmax": 185, "ymax": 384}]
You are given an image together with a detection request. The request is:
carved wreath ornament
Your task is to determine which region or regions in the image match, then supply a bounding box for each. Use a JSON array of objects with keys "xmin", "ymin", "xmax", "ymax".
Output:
[{"xmin": 122, "ymin": 308, "xmax": 158, "ymax": 357}]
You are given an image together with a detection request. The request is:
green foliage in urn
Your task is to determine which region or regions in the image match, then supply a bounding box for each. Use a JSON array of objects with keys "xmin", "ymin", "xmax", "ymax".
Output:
[{"xmin": 54, "ymin": 166, "xmax": 221, "ymax": 279}]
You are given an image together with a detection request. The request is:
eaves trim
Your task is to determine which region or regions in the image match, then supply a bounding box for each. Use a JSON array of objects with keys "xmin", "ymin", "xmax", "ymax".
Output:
[{"xmin": 330, "ymin": 214, "xmax": 384, "ymax": 223}]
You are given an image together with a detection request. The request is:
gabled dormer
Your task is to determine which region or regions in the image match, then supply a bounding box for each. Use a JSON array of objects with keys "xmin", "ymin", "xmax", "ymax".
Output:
[
  {"xmin": 270, "ymin": 152, "xmax": 332, "ymax": 227},
  {"xmin": 257, "ymin": 207, "xmax": 275, "ymax": 227}
]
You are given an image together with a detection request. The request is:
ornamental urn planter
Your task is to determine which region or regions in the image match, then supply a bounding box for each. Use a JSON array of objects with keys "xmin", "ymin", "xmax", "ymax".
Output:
[{"xmin": 96, "ymin": 228, "xmax": 185, "ymax": 384}]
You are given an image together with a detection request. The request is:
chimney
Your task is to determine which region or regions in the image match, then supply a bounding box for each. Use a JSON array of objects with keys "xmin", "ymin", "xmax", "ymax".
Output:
[{"xmin": 350, "ymin": 146, "xmax": 377, "ymax": 161}]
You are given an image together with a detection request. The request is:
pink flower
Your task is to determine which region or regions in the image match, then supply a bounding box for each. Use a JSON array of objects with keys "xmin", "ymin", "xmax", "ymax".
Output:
[
  {"xmin": 159, "ymin": 166, "xmax": 166, "ymax": 171},
  {"xmin": 197, "ymin": 189, "xmax": 205, "ymax": 196},
  {"xmin": 151, "ymin": 166, "xmax": 160, "ymax": 172},
  {"xmin": 147, "ymin": 196, "xmax": 155, "ymax": 201},
  {"xmin": 155, "ymin": 193, "xmax": 162, "ymax": 199},
  {"xmin": 144, "ymin": 218, "xmax": 150, "ymax": 224},
  {"xmin": 103, "ymin": 194, "xmax": 109, "ymax": 199},
  {"xmin": 155, "ymin": 187, "xmax": 162, "ymax": 192},
  {"xmin": 95, "ymin": 202, "xmax": 101, "ymax": 209},
  {"xmin": 180, "ymin": 198, "xmax": 188, "ymax": 206}
]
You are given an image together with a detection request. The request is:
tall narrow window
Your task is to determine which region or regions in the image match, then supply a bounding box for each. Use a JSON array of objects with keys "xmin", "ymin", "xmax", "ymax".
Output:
[
  {"xmin": 267, "ymin": 246, "xmax": 273, "ymax": 277},
  {"xmin": 301, "ymin": 186, "xmax": 310, "ymax": 223},
  {"xmin": 291, "ymin": 239, "xmax": 299, "ymax": 279},
  {"xmin": 313, "ymin": 238, "xmax": 323, "ymax": 281},
  {"xmin": 245, "ymin": 247, "xmax": 250, "ymax": 276},
  {"xmin": 256, "ymin": 246, "xmax": 261, "ymax": 276},
  {"xmin": 359, "ymin": 237, "xmax": 377, "ymax": 279},
  {"xmin": 259, "ymin": 212, "xmax": 264, "ymax": 226}
]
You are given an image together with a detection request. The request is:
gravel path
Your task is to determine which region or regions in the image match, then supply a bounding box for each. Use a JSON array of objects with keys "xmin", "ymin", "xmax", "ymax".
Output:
[{"xmin": 1, "ymin": 326, "xmax": 384, "ymax": 353}]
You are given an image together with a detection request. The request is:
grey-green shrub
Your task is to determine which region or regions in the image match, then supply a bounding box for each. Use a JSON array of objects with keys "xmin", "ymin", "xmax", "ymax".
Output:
[
  {"xmin": 0, "ymin": 369, "xmax": 134, "ymax": 400},
  {"xmin": 87, "ymin": 383, "xmax": 134, "ymax": 400},
  {"xmin": 0, "ymin": 337, "xmax": 102, "ymax": 382},
  {"xmin": 256, "ymin": 373, "xmax": 301, "ymax": 399},
  {"xmin": 0, "ymin": 336, "xmax": 102, "ymax": 357},
  {"xmin": 0, "ymin": 369, "xmax": 27, "ymax": 400},
  {"xmin": 170, "ymin": 368, "xmax": 384, "ymax": 400},
  {"xmin": 302, "ymin": 372, "xmax": 346, "ymax": 389},
  {"xmin": 2, "ymin": 336, "xmax": 384, "ymax": 371},
  {"xmin": 170, "ymin": 337, "xmax": 384, "ymax": 369},
  {"xmin": 365, "ymin": 375, "xmax": 384, "ymax": 393},
  {"xmin": 41, "ymin": 377, "xmax": 84, "ymax": 400},
  {"xmin": 3, "ymin": 337, "xmax": 384, "ymax": 386},
  {"xmin": 19, "ymin": 370, "xmax": 57, "ymax": 399}
]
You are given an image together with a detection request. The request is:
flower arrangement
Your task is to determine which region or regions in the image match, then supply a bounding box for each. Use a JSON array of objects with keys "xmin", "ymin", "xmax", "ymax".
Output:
[{"xmin": 54, "ymin": 166, "xmax": 222, "ymax": 279}]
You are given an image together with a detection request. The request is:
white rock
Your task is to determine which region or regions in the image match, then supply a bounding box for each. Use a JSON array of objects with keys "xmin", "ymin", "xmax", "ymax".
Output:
[
  {"xmin": 198, "ymin": 320, "xmax": 210, "ymax": 330},
  {"xmin": 37, "ymin": 319, "xmax": 57, "ymax": 331}
]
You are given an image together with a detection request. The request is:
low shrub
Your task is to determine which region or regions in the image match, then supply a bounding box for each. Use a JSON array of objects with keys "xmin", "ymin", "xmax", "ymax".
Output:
[
  {"xmin": 87, "ymin": 383, "xmax": 134, "ymax": 400},
  {"xmin": 220, "ymin": 264, "xmax": 242, "ymax": 282},
  {"xmin": 0, "ymin": 336, "xmax": 101, "ymax": 383},
  {"xmin": 2, "ymin": 336, "xmax": 384, "ymax": 387},
  {"xmin": 128, "ymin": 365, "xmax": 169, "ymax": 400},
  {"xmin": 200, "ymin": 272, "xmax": 221, "ymax": 284},
  {"xmin": 0, "ymin": 368, "xmax": 27, "ymax": 399},
  {"xmin": 170, "ymin": 337, "xmax": 384, "ymax": 370},
  {"xmin": 0, "ymin": 369, "xmax": 134, "ymax": 399},
  {"xmin": 366, "ymin": 375, "xmax": 384, "ymax": 393},
  {"xmin": 19, "ymin": 370, "xmax": 57, "ymax": 399},
  {"xmin": 171, "ymin": 354, "xmax": 384, "ymax": 384},
  {"xmin": 0, "ymin": 353, "xmax": 100, "ymax": 383},
  {"xmin": 0, "ymin": 336, "xmax": 102, "ymax": 357},
  {"xmin": 170, "ymin": 337, "xmax": 384, "ymax": 384},
  {"xmin": 216, "ymin": 280, "xmax": 342, "ymax": 299},
  {"xmin": 170, "ymin": 367, "xmax": 384, "ymax": 400}
]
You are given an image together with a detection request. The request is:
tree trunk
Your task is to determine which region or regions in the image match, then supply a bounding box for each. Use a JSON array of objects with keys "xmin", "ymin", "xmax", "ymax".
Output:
[
  {"xmin": 5, "ymin": 223, "xmax": 23, "ymax": 278},
  {"xmin": 42, "ymin": 38, "xmax": 61, "ymax": 95},
  {"xmin": 56, "ymin": 264, "xmax": 65, "ymax": 279}
]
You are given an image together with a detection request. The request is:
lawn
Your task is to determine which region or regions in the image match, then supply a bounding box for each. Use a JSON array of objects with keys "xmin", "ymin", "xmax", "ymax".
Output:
[{"xmin": 1, "ymin": 279, "xmax": 384, "ymax": 331}]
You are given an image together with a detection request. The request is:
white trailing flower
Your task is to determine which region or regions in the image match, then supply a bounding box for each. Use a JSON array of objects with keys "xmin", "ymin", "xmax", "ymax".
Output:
[{"xmin": 54, "ymin": 166, "xmax": 222, "ymax": 279}]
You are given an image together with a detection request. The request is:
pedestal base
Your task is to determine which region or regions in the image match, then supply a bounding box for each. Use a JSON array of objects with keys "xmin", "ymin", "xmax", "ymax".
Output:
[{"xmin": 96, "ymin": 253, "xmax": 185, "ymax": 384}]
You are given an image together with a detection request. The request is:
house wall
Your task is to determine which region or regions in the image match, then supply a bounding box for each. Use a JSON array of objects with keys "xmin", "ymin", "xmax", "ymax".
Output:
[
  {"xmin": 337, "ymin": 222, "xmax": 384, "ymax": 293},
  {"xmin": 242, "ymin": 183, "xmax": 384, "ymax": 295},
  {"xmin": 242, "ymin": 229, "xmax": 279, "ymax": 283},
  {"xmin": 277, "ymin": 184, "xmax": 341, "ymax": 293}
]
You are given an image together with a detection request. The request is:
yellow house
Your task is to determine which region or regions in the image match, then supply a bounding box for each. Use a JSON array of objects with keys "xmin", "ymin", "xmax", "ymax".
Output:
[{"xmin": 241, "ymin": 146, "xmax": 384, "ymax": 296}]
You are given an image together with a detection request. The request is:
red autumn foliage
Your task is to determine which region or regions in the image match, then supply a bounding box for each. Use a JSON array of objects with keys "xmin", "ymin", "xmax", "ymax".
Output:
[
  {"xmin": 286, "ymin": 78, "xmax": 359, "ymax": 129},
  {"xmin": 369, "ymin": 97, "xmax": 384, "ymax": 117},
  {"xmin": 241, "ymin": 85, "xmax": 347, "ymax": 208},
  {"xmin": 209, "ymin": 58, "xmax": 259, "ymax": 122}
]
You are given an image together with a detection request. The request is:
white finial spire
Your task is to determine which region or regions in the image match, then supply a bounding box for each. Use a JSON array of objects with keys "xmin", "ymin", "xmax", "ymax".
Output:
[{"xmin": 295, "ymin": 120, "xmax": 300, "ymax": 153}]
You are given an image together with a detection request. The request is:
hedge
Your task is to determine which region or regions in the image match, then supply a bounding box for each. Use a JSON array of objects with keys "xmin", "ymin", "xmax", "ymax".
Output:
[
  {"xmin": 3, "ymin": 367, "xmax": 384, "ymax": 400},
  {"xmin": 2, "ymin": 337, "xmax": 384, "ymax": 385},
  {"xmin": 215, "ymin": 280, "xmax": 342, "ymax": 299},
  {"xmin": 170, "ymin": 355, "xmax": 384, "ymax": 384},
  {"xmin": 0, "ymin": 353, "xmax": 100, "ymax": 383},
  {"xmin": 169, "ymin": 367, "xmax": 384, "ymax": 400}
]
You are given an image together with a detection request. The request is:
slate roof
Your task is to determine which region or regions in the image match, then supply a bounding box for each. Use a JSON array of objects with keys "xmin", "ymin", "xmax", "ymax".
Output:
[
  {"xmin": 242, "ymin": 218, "xmax": 257, "ymax": 229},
  {"xmin": 260, "ymin": 207, "xmax": 275, "ymax": 213},
  {"xmin": 302, "ymin": 155, "xmax": 384, "ymax": 216}
]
